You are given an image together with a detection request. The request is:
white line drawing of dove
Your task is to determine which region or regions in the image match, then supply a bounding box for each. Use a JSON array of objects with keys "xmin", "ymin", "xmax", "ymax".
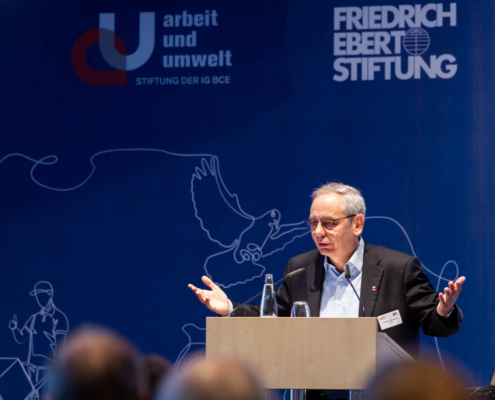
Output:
[{"xmin": 191, "ymin": 156, "xmax": 309, "ymax": 288}]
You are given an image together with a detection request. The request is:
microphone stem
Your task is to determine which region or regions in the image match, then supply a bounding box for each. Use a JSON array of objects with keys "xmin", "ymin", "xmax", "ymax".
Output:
[{"xmin": 346, "ymin": 277, "xmax": 366, "ymax": 317}]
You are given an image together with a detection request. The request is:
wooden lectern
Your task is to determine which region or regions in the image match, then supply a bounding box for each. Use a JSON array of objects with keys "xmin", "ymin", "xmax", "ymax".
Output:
[{"xmin": 206, "ymin": 317, "xmax": 413, "ymax": 390}]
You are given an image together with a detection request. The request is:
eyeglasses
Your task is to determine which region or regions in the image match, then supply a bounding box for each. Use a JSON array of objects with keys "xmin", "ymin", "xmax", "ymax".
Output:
[{"xmin": 304, "ymin": 215, "xmax": 356, "ymax": 231}]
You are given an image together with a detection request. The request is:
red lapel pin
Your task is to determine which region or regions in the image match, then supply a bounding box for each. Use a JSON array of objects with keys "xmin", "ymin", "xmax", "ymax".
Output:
[{"xmin": 372, "ymin": 286, "xmax": 377, "ymax": 291}]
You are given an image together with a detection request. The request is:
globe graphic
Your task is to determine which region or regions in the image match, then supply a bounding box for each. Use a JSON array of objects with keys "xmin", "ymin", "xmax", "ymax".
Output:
[{"xmin": 403, "ymin": 28, "xmax": 430, "ymax": 56}]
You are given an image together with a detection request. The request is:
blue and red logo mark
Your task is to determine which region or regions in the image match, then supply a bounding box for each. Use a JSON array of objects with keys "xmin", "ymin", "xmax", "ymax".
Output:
[{"xmin": 72, "ymin": 12, "xmax": 155, "ymax": 86}]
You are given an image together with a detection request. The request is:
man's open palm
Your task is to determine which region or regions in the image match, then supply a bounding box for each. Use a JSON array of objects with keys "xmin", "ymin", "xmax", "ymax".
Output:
[{"xmin": 188, "ymin": 276, "xmax": 230, "ymax": 316}]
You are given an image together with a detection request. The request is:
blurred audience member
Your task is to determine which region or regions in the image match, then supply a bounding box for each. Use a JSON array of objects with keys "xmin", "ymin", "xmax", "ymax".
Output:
[
  {"xmin": 49, "ymin": 325, "xmax": 147, "ymax": 400},
  {"xmin": 145, "ymin": 354, "xmax": 172, "ymax": 399},
  {"xmin": 157, "ymin": 357, "xmax": 266, "ymax": 400},
  {"xmin": 367, "ymin": 360, "xmax": 467, "ymax": 400}
]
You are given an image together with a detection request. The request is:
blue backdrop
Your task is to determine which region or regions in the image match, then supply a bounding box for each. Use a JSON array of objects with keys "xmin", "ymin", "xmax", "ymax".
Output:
[{"xmin": 1, "ymin": 0, "xmax": 493, "ymax": 398}]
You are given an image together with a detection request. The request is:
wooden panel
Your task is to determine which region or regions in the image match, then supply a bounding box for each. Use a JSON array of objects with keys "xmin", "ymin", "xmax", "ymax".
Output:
[{"xmin": 206, "ymin": 317, "xmax": 378, "ymax": 390}]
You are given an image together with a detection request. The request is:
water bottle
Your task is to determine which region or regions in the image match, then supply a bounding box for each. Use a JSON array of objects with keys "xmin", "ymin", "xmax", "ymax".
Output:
[{"xmin": 260, "ymin": 274, "xmax": 278, "ymax": 317}]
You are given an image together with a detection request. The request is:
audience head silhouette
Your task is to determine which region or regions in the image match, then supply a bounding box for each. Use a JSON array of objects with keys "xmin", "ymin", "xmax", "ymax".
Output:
[
  {"xmin": 144, "ymin": 354, "xmax": 172, "ymax": 400},
  {"xmin": 367, "ymin": 361, "xmax": 467, "ymax": 400},
  {"xmin": 50, "ymin": 325, "xmax": 146, "ymax": 400},
  {"xmin": 157, "ymin": 357, "xmax": 265, "ymax": 400}
]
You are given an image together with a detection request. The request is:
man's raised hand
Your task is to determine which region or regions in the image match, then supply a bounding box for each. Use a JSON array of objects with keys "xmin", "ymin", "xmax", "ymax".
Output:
[
  {"xmin": 188, "ymin": 276, "xmax": 230, "ymax": 316},
  {"xmin": 437, "ymin": 276, "xmax": 466, "ymax": 317}
]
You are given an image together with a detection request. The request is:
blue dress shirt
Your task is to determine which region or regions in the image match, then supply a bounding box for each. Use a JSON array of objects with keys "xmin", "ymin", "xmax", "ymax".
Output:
[{"xmin": 319, "ymin": 237, "xmax": 364, "ymax": 318}]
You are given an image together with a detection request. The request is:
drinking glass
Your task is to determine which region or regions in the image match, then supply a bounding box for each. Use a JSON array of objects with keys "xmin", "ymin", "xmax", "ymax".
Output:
[
  {"xmin": 290, "ymin": 301, "xmax": 310, "ymax": 400},
  {"xmin": 291, "ymin": 301, "xmax": 311, "ymax": 318}
]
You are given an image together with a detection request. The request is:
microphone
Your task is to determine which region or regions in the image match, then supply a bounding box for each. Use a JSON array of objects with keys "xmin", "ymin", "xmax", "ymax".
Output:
[
  {"xmin": 284, "ymin": 268, "xmax": 306, "ymax": 279},
  {"xmin": 344, "ymin": 264, "xmax": 365, "ymax": 317},
  {"xmin": 230, "ymin": 268, "xmax": 305, "ymax": 316}
]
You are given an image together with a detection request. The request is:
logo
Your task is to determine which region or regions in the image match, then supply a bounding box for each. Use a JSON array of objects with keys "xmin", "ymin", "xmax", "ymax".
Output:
[
  {"xmin": 333, "ymin": 3, "xmax": 458, "ymax": 81},
  {"xmin": 100, "ymin": 13, "xmax": 155, "ymax": 72},
  {"xmin": 403, "ymin": 28, "xmax": 430, "ymax": 55},
  {"xmin": 72, "ymin": 12, "xmax": 155, "ymax": 86},
  {"xmin": 72, "ymin": 10, "xmax": 233, "ymax": 86}
]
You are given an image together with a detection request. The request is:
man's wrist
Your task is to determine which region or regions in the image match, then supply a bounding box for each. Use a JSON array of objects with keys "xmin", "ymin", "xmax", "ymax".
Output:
[
  {"xmin": 444, "ymin": 306, "xmax": 455, "ymax": 318},
  {"xmin": 439, "ymin": 304, "xmax": 456, "ymax": 319},
  {"xmin": 221, "ymin": 300, "xmax": 234, "ymax": 317}
]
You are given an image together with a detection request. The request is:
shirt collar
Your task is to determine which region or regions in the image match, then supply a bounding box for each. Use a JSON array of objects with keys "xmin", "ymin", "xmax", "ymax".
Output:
[
  {"xmin": 324, "ymin": 237, "xmax": 364, "ymax": 277},
  {"xmin": 40, "ymin": 302, "xmax": 56, "ymax": 318}
]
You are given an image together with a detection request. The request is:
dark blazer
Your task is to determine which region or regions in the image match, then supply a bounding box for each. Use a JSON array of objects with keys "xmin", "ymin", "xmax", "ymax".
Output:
[{"xmin": 232, "ymin": 241, "xmax": 463, "ymax": 357}]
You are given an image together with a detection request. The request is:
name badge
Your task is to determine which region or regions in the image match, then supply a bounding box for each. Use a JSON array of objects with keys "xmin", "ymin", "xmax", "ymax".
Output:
[{"xmin": 377, "ymin": 309, "xmax": 403, "ymax": 330}]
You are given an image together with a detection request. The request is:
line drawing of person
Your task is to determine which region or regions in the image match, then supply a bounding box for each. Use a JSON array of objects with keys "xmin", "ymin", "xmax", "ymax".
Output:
[{"xmin": 8, "ymin": 281, "xmax": 69, "ymax": 386}]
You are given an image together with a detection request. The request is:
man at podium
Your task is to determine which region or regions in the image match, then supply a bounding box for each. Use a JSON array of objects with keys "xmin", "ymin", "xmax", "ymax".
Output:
[{"xmin": 189, "ymin": 182, "xmax": 464, "ymax": 358}]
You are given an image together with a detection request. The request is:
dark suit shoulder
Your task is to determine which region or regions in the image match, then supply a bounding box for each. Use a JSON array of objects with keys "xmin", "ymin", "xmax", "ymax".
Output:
[
  {"xmin": 365, "ymin": 241, "xmax": 416, "ymax": 267},
  {"xmin": 288, "ymin": 248, "xmax": 322, "ymax": 269}
]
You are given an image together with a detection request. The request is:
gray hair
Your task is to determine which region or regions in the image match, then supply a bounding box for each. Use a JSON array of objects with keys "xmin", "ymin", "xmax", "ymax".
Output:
[
  {"xmin": 158, "ymin": 357, "xmax": 266, "ymax": 400},
  {"xmin": 310, "ymin": 182, "xmax": 366, "ymax": 216}
]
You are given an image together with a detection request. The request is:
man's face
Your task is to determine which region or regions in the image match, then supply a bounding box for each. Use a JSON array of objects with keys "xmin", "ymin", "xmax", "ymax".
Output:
[
  {"xmin": 309, "ymin": 193, "xmax": 362, "ymax": 260},
  {"xmin": 35, "ymin": 292, "xmax": 52, "ymax": 309}
]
